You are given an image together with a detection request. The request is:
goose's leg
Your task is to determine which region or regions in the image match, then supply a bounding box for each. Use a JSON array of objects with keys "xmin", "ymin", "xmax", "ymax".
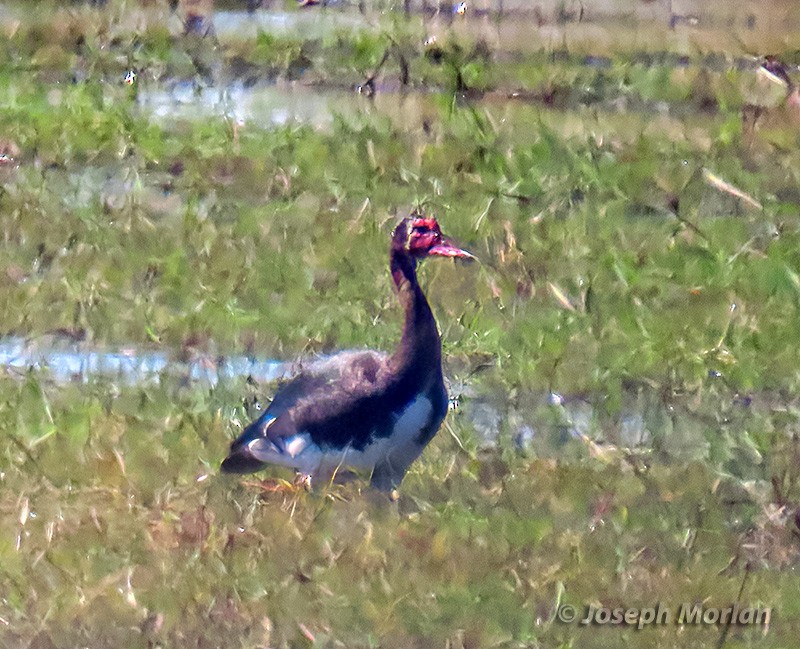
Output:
[{"xmin": 370, "ymin": 444, "xmax": 423, "ymax": 493}]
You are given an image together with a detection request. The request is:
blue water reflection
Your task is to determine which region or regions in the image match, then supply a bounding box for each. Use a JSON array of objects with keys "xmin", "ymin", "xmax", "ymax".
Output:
[{"xmin": 0, "ymin": 337, "xmax": 287, "ymax": 387}]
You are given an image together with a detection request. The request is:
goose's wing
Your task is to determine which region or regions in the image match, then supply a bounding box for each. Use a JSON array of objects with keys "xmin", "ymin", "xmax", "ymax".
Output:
[{"xmin": 220, "ymin": 350, "xmax": 390, "ymax": 473}]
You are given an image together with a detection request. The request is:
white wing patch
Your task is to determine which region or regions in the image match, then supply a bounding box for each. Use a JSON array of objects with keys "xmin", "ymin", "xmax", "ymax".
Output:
[
  {"xmin": 338, "ymin": 396, "xmax": 433, "ymax": 471},
  {"xmin": 248, "ymin": 432, "xmax": 314, "ymax": 463},
  {"xmin": 391, "ymin": 397, "xmax": 434, "ymax": 446},
  {"xmin": 242, "ymin": 396, "xmax": 434, "ymax": 481},
  {"xmin": 284, "ymin": 434, "xmax": 311, "ymax": 457}
]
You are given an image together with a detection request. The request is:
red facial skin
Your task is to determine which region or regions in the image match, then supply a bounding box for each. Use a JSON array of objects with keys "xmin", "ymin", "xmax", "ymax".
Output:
[{"xmin": 407, "ymin": 217, "xmax": 474, "ymax": 260}]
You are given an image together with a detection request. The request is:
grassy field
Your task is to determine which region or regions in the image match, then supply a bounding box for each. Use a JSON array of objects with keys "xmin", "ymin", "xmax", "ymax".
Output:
[{"xmin": 1, "ymin": 1, "xmax": 800, "ymax": 647}]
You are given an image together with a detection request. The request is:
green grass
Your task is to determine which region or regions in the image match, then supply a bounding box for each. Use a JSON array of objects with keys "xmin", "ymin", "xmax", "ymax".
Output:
[
  {"xmin": 2, "ymin": 375, "xmax": 799, "ymax": 647},
  {"xmin": 1, "ymin": 1, "xmax": 800, "ymax": 647}
]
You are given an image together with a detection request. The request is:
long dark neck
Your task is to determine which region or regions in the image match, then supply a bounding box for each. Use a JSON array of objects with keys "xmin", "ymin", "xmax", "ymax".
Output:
[{"xmin": 389, "ymin": 247, "xmax": 442, "ymax": 378}]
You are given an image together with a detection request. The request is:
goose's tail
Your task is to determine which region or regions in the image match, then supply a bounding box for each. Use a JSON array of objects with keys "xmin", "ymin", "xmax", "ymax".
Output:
[
  {"xmin": 221, "ymin": 414, "xmax": 310, "ymax": 474},
  {"xmin": 220, "ymin": 414, "xmax": 275, "ymax": 474}
]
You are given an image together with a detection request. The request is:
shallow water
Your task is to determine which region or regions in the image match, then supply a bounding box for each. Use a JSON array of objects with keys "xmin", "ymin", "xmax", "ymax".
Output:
[
  {"xmin": 0, "ymin": 336, "xmax": 287, "ymax": 386},
  {"xmin": 139, "ymin": 80, "xmax": 349, "ymax": 129},
  {"xmin": 210, "ymin": 1, "xmax": 800, "ymax": 54},
  {"xmin": 213, "ymin": 7, "xmax": 369, "ymax": 39},
  {"xmin": 0, "ymin": 335, "xmax": 760, "ymax": 464},
  {"xmin": 137, "ymin": 74, "xmax": 729, "ymax": 135}
]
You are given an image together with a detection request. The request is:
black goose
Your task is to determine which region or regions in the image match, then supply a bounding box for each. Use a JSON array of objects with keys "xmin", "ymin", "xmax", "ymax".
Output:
[{"xmin": 221, "ymin": 214, "xmax": 474, "ymax": 492}]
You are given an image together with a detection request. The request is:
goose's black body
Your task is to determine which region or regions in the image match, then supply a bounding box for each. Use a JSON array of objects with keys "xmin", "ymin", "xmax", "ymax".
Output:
[{"xmin": 221, "ymin": 215, "xmax": 473, "ymax": 491}]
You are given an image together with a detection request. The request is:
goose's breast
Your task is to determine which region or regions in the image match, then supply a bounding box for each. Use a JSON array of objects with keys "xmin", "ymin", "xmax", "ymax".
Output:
[{"xmin": 323, "ymin": 395, "xmax": 436, "ymax": 471}]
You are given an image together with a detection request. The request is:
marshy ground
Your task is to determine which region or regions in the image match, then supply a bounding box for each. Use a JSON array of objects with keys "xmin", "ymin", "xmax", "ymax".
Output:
[{"xmin": 1, "ymin": 0, "xmax": 800, "ymax": 647}]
